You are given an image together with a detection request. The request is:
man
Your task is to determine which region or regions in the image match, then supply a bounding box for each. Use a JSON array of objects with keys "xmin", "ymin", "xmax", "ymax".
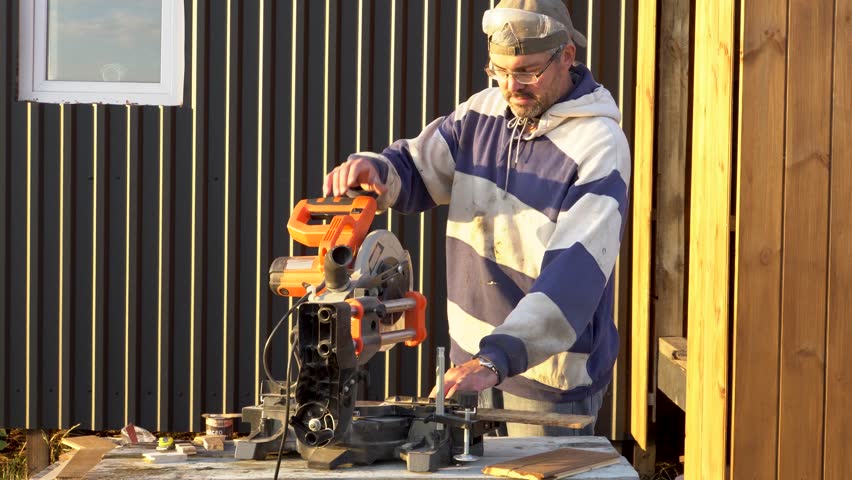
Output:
[{"xmin": 324, "ymin": 0, "xmax": 630, "ymax": 436}]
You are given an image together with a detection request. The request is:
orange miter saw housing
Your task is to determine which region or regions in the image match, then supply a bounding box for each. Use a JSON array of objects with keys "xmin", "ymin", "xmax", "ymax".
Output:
[
  {"xmin": 268, "ymin": 196, "xmax": 427, "ymax": 359},
  {"xmin": 270, "ymin": 196, "xmax": 376, "ymax": 298}
]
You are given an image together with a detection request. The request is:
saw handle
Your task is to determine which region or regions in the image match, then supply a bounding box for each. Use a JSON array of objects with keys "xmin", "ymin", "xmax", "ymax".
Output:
[{"xmin": 287, "ymin": 196, "xmax": 377, "ymax": 259}]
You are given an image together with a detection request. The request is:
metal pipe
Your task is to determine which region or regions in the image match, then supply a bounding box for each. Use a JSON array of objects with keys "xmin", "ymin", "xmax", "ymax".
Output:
[
  {"xmin": 436, "ymin": 346, "xmax": 445, "ymax": 430},
  {"xmin": 382, "ymin": 297, "xmax": 417, "ymax": 313},
  {"xmin": 380, "ymin": 329, "xmax": 416, "ymax": 345}
]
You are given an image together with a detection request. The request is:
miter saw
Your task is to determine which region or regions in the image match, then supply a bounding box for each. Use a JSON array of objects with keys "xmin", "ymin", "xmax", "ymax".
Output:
[{"xmin": 235, "ymin": 196, "xmax": 500, "ymax": 472}]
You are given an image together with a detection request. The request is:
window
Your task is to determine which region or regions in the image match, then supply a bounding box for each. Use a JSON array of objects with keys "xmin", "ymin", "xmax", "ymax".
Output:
[{"xmin": 19, "ymin": 0, "xmax": 184, "ymax": 105}]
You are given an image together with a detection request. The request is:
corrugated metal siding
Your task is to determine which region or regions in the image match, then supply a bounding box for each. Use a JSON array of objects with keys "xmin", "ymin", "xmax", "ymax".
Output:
[{"xmin": 0, "ymin": 0, "xmax": 636, "ymax": 432}]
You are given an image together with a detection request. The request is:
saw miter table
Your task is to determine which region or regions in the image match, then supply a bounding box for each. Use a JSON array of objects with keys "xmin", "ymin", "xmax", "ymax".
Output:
[{"xmin": 234, "ymin": 196, "xmax": 596, "ymax": 475}]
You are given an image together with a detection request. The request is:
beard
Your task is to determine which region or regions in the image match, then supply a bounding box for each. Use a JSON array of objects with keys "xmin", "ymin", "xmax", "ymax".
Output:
[{"xmin": 503, "ymin": 87, "xmax": 558, "ymax": 120}]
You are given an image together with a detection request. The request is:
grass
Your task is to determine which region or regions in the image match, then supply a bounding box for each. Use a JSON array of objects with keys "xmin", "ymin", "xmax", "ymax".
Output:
[
  {"xmin": 0, "ymin": 429, "xmax": 28, "ymax": 480},
  {"xmin": 0, "ymin": 427, "xmax": 78, "ymax": 480},
  {"xmin": 639, "ymin": 462, "xmax": 683, "ymax": 480}
]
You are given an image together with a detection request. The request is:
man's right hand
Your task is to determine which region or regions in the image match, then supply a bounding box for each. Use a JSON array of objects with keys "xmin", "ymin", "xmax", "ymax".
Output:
[{"xmin": 323, "ymin": 155, "xmax": 389, "ymax": 197}]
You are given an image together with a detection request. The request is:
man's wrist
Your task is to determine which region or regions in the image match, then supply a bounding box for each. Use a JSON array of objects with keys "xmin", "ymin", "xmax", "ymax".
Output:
[{"xmin": 474, "ymin": 355, "xmax": 503, "ymax": 384}]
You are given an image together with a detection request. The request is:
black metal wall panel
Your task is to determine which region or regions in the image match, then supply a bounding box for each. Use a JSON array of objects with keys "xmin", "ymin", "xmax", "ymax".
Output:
[{"xmin": 0, "ymin": 0, "xmax": 636, "ymax": 433}]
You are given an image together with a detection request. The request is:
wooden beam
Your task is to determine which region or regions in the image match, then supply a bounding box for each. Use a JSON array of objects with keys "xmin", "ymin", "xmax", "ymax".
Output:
[
  {"xmin": 629, "ymin": 0, "xmax": 657, "ymax": 452},
  {"xmin": 657, "ymin": 337, "xmax": 686, "ymax": 411},
  {"xmin": 778, "ymin": 1, "xmax": 833, "ymax": 478},
  {"xmin": 653, "ymin": 0, "xmax": 689, "ymax": 339},
  {"xmin": 26, "ymin": 430, "xmax": 50, "ymax": 476},
  {"xmin": 684, "ymin": 0, "xmax": 734, "ymax": 478},
  {"xmin": 823, "ymin": 0, "xmax": 852, "ymax": 476},
  {"xmin": 729, "ymin": 0, "xmax": 787, "ymax": 478},
  {"xmin": 474, "ymin": 409, "xmax": 592, "ymax": 429}
]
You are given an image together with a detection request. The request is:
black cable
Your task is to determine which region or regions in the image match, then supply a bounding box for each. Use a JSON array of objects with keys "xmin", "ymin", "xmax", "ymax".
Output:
[
  {"xmin": 273, "ymin": 345, "xmax": 297, "ymax": 480},
  {"xmin": 262, "ymin": 284, "xmax": 320, "ymax": 388},
  {"xmin": 266, "ymin": 282, "xmax": 321, "ymax": 480}
]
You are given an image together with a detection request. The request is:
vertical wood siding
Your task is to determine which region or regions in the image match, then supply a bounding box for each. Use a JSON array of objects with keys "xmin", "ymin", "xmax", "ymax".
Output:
[
  {"xmin": 0, "ymin": 0, "xmax": 636, "ymax": 432},
  {"xmin": 629, "ymin": 0, "xmax": 655, "ymax": 451}
]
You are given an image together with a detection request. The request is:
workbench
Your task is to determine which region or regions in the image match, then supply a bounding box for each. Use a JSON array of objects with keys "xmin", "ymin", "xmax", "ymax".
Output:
[{"xmin": 36, "ymin": 435, "xmax": 638, "ymax": 480}]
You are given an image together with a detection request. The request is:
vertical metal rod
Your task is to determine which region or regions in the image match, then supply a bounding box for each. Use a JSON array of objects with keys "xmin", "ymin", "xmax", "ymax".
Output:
[
  {"xmin": 436, "ymin": 346, "xmax": 445, "ymax": 430},
  {"xmin": 462, "ymin": 410, "xmax": 471, "ymax": 455}
]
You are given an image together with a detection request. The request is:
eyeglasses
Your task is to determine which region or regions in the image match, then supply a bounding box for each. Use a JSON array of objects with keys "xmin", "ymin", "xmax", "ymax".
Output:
[{"xmin": 484, "ymin": 46, "xmax": 563, "ymax": 85}]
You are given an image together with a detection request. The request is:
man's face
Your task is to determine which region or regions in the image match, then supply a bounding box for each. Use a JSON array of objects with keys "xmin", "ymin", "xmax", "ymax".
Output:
[{"xmin": 489, "ymin": 44, "xmax": 575, "ymax": 119}]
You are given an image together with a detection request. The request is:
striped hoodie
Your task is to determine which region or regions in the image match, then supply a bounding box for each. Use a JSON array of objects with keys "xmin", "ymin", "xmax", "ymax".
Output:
[{"xmin": 355, "ymin": 64, "xmax": 631, "ymax": 402}]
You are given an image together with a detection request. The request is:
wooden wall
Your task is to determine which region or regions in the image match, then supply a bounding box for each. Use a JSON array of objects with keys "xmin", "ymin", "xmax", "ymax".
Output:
[
  {"xmin": 634, "ymin": 0, "xmax": 852, "ymax": 478},
  {"xmin": 730, "ymin": 0, "xmax": 852, "ymax": 478}
]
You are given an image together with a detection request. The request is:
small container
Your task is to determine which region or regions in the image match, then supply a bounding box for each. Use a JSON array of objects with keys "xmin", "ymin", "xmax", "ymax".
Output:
[{"xmin": 202, "ymin": 413, "xmax": 241, "ymax": 439}]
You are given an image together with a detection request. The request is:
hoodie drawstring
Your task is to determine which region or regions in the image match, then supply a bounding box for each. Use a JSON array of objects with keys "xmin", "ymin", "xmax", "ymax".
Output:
[{"xmin": 505, "ymin": 116, "xmax": 533, "ymax": 191}]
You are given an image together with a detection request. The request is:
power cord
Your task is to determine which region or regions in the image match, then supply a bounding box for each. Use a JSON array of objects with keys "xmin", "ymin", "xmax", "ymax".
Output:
[{"xmin": 263, "ymin": 282, "xmax": 323, "ymax": 480}]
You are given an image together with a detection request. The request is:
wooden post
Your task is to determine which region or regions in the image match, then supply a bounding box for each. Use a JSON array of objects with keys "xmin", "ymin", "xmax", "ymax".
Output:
[
  {"xmin": 685, "ymin": 0, "xmax": 735, "ymax": 478},
  {"xmin": 629, "ymin": 0, "xmax": 657, "ymax": 454},
  {"xmin": 26, "ymin": 429, "xmax": 50, "ymax": 475}
]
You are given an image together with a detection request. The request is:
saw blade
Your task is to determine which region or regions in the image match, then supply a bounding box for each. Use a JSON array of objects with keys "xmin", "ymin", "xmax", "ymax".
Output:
[{"xmin": 351, "ymin": 230, "xmax": 413, "ymax": 305}]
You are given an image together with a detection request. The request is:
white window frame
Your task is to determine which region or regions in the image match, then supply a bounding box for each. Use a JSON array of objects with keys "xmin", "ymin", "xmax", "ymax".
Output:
[{"xmin": 18, "ymin": 0, "xmax": 185, "ymax": 105}]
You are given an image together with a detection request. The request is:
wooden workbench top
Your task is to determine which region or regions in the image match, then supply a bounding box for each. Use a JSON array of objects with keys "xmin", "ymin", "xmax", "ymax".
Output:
[{"xmin": 37, "ymin": 435, "xmax": 638, "ymax": 480}]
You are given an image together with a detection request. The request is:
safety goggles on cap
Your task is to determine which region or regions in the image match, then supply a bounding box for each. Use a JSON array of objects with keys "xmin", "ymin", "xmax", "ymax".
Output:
[
  {"xmin": 483, "ymin": 8, "xmax": 567, "ymax": 40},
  {"xmin": 482, "ymin": 5, "xmax": 587, "ymax": 56}
]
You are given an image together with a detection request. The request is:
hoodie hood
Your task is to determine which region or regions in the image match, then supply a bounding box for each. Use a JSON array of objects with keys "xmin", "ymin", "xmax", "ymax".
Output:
[{"xmin": 527, "ymin": 63, "xmax": 622, "ymax": 137}]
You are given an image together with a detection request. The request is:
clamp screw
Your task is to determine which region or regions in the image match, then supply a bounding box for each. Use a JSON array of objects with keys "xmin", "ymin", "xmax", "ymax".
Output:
[{"xmin": 453, "ymin": 401, "xmax": 479, "ymax": 463}]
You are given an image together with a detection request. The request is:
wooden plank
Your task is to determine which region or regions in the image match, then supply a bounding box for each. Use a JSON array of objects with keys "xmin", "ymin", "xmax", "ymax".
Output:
[
  {"xmin": 629, "ymin": 0, "xmax": 657, "ymax": 451},
  {"xmin": 61, "ymin": 436, "xmax": 118, "ymax": 451},
  {"xmin": 824, "ymin": 0, "xmax": 852, "ymax": 477},
  {"xmin": 657, "ymin": 337, "xmax": 686, "ymax": 411},
  {"xmin": 653, "ymin": 0, "xmax": 689, "ymax": 338},
  {"xmin": 482, "ymin": 447, "xmax": 620, "ymax": 480},
  {"xmin": 684, "ymin": 0, "xmax": 734, "ymax": 479},
  {"xmin": 651, "ymin": 0, "xmax": 689, "ymax": 459},
  {"xmin": 474, "ymin": 409, "xmax": 592, "ymax": 429},
  {"xmin": 57, "ymin": 448, "xmax": 113, "ymax": 478},
  {"xmin": 778, "ymin": 1, "xmax": 833, "ymax": 479},
  {"xmin": 729, "ymin": 0, "xmax": 787, "ymax": 478},
  {"xmin": 47, "ymin": 435, "xmax": 117, "ymax": 479}
]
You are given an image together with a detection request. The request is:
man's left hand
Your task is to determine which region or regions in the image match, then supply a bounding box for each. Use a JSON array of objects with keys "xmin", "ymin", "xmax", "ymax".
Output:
[{"xmin": 429, "ymin": 359, "xmax": 499, "ymax": 399}]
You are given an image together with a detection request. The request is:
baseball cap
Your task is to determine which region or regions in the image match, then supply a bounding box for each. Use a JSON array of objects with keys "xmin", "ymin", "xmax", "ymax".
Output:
[{"xmin": 483, "ymin": 0, "xmax": 588, "ymax": 56}]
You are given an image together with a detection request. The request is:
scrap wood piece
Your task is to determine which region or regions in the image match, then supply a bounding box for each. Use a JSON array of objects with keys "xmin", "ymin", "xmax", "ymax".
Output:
[
  {"xmin": 482, "ymin": 447, "xmax": 620, "ymax": 480},
  {"xmin": 175, "ymin": 443, "xmax": 197, "ymax": 455},
  {"xmin": 61, "ymin": 435, "xmax": 118, "ymax": 451},
  {"xmin": 48, "ymin": 435, "xmax": 117, "ymax": 479},
  {"xmin": 143, "ymin": 452, "xmax": 189, "ymax": 464},
  {"xmin": 475, "ymin": 409, "xmax": 593, "ymax": 429},
  {"xmin": 200, "ymin": 435, "xmax": 225, "ymax": 451}
]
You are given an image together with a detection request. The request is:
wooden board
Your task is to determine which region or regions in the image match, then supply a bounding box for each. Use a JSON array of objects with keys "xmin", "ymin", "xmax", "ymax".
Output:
[
  {"xmin": 482, "ymin": 447, "xmax": 619, "ymax": 480},
  {"xmin": 474, "ymin": 409, "xmax": 592, "ymax": 429},
  {"xmin": 45, "ymin": 435, "xmax": 119, "ymax": 479},
  {"xmin": 824, "ymin": 0, "xmax": 852, "ymax": 477},
  {"xmin": 778, "ymin": 1, "xmax": 833, "ymax": 479},
  {"xmin": 729, "ymin": 0, "xmax": 787, "ymax": 477},
  {"xmin": 685, "ymin": 1, "xmax": 735, "ymax": 479},
  {"xmin": 61, "ymin": 436, "xmax": 118, "ymax": 451},
  {"xmin": 629, "ymin": 0, "xmax": 657, "ymax": 451}
]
